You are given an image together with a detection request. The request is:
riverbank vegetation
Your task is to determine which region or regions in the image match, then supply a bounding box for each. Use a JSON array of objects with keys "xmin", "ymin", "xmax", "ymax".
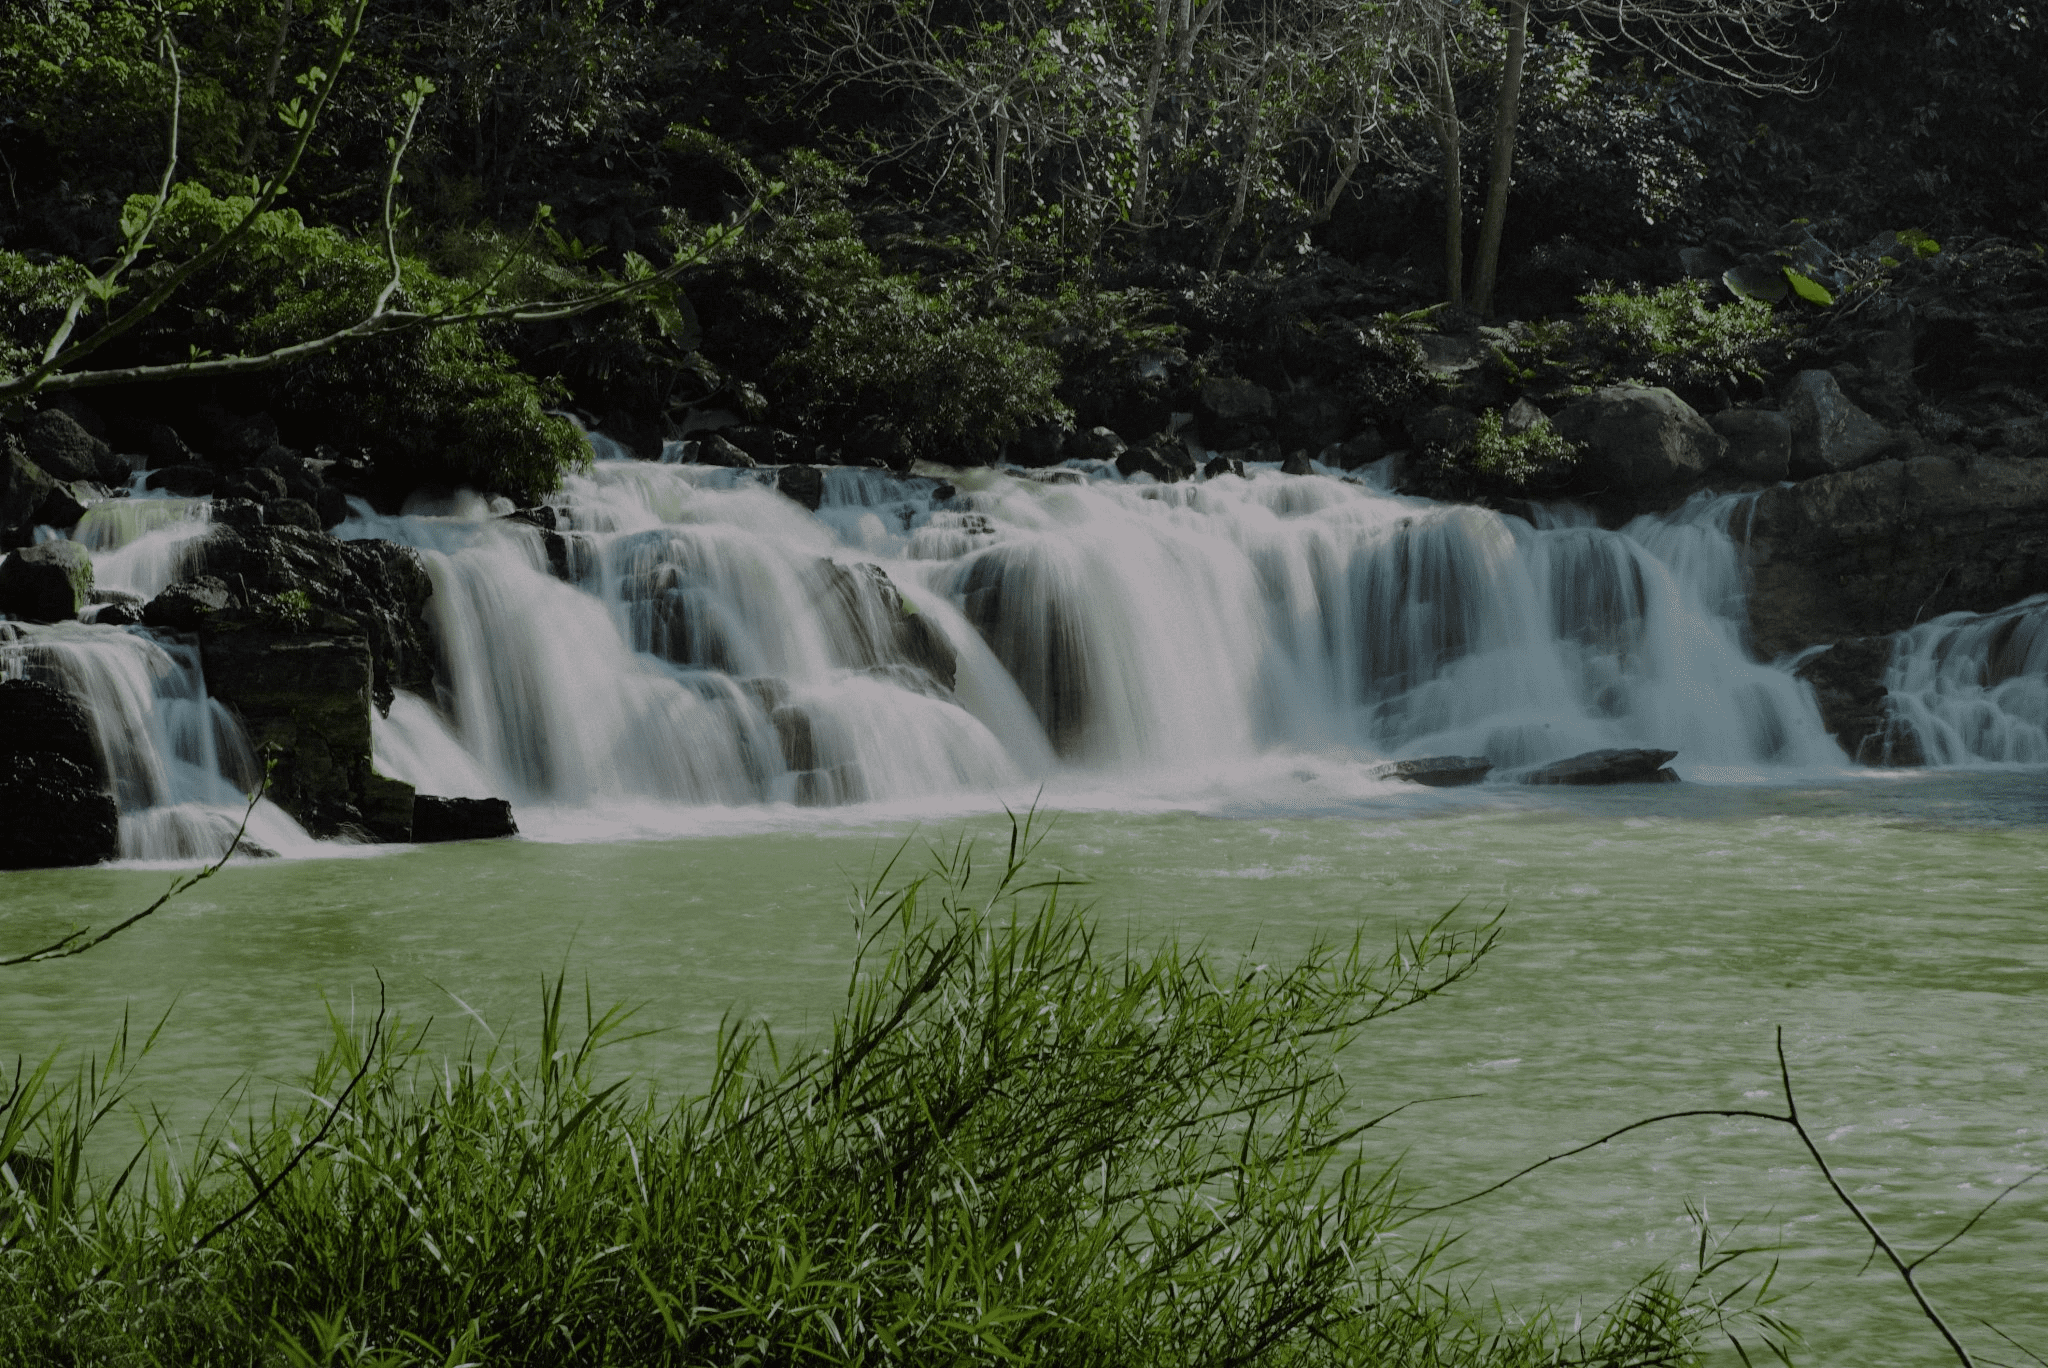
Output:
[
  {"xmin": 6, "ymin": 0, "xmax": 2046, "ymax": 510},
  {"xmin": 2, "ymin": 829, "xmax": 1788, "ymax": 1367}
]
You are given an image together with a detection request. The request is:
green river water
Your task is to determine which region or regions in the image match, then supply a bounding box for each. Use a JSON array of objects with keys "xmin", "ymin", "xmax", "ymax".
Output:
[{"xmin": 4, "ymin": 774, "xmax": 2045, "ymax": 1365}]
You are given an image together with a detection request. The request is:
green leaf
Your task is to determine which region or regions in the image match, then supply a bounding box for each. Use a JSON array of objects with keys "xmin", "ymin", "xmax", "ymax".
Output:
[
  {"xmin": 1782, "ymin": 268, "xmax": 1834, "ymax": 306},
  {"xmin": 1721, "ymin": 264, "xmax": 1788, "ymax": 305}
]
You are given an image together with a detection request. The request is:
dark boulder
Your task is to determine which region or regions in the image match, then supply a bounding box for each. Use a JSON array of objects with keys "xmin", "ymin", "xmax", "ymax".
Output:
[
  {"xmin": 0, "ymin": 541, "xmax": 93, "ymax": 621},
  {"xmin": 1744, "ymin": 454, "xmax": 2048, "ymax": 657},
  {"xmin": 772, "ymin": 705, "xmax": 817, "ymax": 770},
  {"xmin": 193, "ymin": 526, "xmax": 435, "ymax": 708},
  {"xmin": 1275, "ymin": 386, "xmax": 1351, "ymax": 452},
  {"xmin": 1280, "ymin": 451, "xmax": 1315, "ymax": 476},
  {"xmin": 1502, "ymin": 396, "xmax": 1547, "ymax": 436},
  {"xmin": 33, "ymin": 481, "xmax": 104, "ymax": 531},
  {"xmin": 0, "ymin": 676, "xmax": 104, "ymax": 777},
  {"xmin": 264, "ymin": 498, "xmax": 323, "ymax": 533},
  {"xmin": 0, "ymin": 752, "xmax": 119, "ymax": 869},
  {"xmin": 225, "ymin": 468, "xmax": 290, "ymax": 504},
  {"xmin": 412, "ymin": 794, "xmax": 518, "ymax": 843},
  {"xmin": 839, "ymin": 416, "xmax": 916, "ymax": 473},
  {"xmin": 1405, "ymin": 405, "xmax": 1480, "ymax": 454},
  {"xmin": 1323, "ymin": 429, "xmax": 1385, "ymax": 471},
  {"xmin": 142, "ymin": 575, "xmax": 238, "ymax": 630},
  {"xmin": 22, "ymin": 409, "xmax": 124, "ymax": 485},
  {"xmin": 1792, "ymin": 637, "xmax": 1916, "ymax": 764},
  {"xmin": 148, "ymin": 424, "xmax": 201, "ymax": 467},
  {"xmin": 0, "ymin": 677, "xmax": 117, "ymax": 867},
  {"xmin": 1521, "ymin": 748, "xmax": 1680, "ymax": 785},
  {"xmin": 1117, "ymin": 439, "xmax": 1195, "ymax": 483},
  {"xmin": 145, "ymin": 464, "xmax": 222, "ymax": 497},
  {"xmin": 4, "ymin": 439, "xmax": 56, "ymax": 540},
  {"xmin": 722, "ymin": 425, "xmax": 800, "ymax": 464},
  {"xmin": 1552, "ymin": 386, "xmax": 1723, "ymax": 495},
  {"xmin": 777, "ymin": 464, "xmax": 825, "ymax": 512},
  {"xmin": 503, "ymin": 504, "xmax": 559, "ymax": 531},
  {"xmin": 1783, "ymin": 370, "xmax": 1895, "ymax": 478},
  {"xmin": 693, "ymin": 433, "xmax": 757, "ymax": 469},
  {"xmin": 314, "ymin": 486, "xmax": 353, "ymax": 530},
  {"xmin": 1202, "ymin": 455, "xmax": 1247, "ymax": 479},
  {"xmin": 1415, "ymin": 330, "xmax": 1508, "ymax": 409},
  {"xmin": 1707, "ymin": 408, "xmax": 1792, "ymax": 483},
  {"xmin": 1008, "ymin": 420, "xmax": 1070, "ymax": 468},
  {"xmin": 199, "ymin": 615, "xmax": 378, "ymax": 837},
  {"xmin": 1070, "ymin": 427, "xmax": 1127, "ymax": 464},
  {"xmin": 1197, "ymin": 376, "xmax": 1275, "ymax": 448},
  {"xmin": 1372, "ymin": 755, "xmax": 1492, "ymax": 786}
]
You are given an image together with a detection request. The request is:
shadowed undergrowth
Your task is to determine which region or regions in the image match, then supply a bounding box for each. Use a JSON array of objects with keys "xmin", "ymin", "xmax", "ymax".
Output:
[{"xmin": 1, "ymin": 821, "xmax": 1776, "ymax": 1366}]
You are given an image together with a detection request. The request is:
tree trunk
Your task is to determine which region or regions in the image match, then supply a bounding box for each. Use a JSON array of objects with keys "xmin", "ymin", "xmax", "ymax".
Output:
[
  {"xmin": 1130, "ymin": 0, "xmax": 1172, "ymax": 236},
  {"xmin": 1209, "ymin": 68, "xmax": 1268, "ymax": 274},
  {"xmin": 1470, "ymin": 0, "xmax": 1528, "ymax": 317},
  {"xmin": 989, "ymin": 100, "xmax": 1011, "ymax": 255},
  {"xmin": 1429, "ymin": 29, "xmax": 1463, "ymax": 308}
]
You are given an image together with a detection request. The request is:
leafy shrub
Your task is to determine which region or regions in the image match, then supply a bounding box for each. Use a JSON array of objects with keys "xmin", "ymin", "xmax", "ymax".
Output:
[
  {"xmin": 0, "ymin": 254, "xmax": 93, "ymax": 389},
  {"xmin": 1576, "ymin": 280, "xmax": 1790, "ymax": 396},
  {"xmin": 130, "ymin": 186, "xmax": 587, "ymax": 500},
  {"xmin": 689, "ymin": 151, "xmax": 1067, "ymax": 463},
  {"xmin": 777, "ymin": 272, "xmax": 1067, "ymax": 464},
  {"xmin": 1469, "ymin": 408, "xmax": 1581, "ymax": 489}
]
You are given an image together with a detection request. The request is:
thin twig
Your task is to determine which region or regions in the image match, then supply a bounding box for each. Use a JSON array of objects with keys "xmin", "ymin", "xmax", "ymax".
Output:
[
  {"xmin": 1, "ymin": 774, "xmax": 266, "ymax": 968},
  {"xmin": 1402, "ymin": 1026, "xmax": 2020, "ymax": 1368},
  {"xmin": 172, "ymin": 977, "xmax": 387, "ymax": 1262}
]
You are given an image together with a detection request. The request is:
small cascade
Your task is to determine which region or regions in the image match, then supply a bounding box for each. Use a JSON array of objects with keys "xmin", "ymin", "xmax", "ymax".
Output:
[
  {"xmin": 1885, "ymin": 595, "xmax": 2048, "ymax": 764},
  {"xmin": 349, "ymin": 459, "xmax": 1841, "ymax": 824},
  {"xmin": 0, "ymin": 625, "xmax": 311, "ymax": 859},
  {"xmin": 71, "ymin": 495, "xmax": 213, "ymax": 601},
  {"xmin": 4, "ymin": 492, "xmax": 313, "ymax": 861}
]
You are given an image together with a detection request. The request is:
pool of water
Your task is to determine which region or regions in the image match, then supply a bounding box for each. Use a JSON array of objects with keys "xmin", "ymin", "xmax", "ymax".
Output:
[{"xmin": 4, "ymin": 771, "xmax": 2045, "ymax": 1365}]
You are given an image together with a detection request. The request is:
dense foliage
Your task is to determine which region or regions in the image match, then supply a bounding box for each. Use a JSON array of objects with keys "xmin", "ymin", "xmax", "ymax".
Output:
[{"xmin": 2, "ymin": 0, "xmax": 2038, "ymax": 498}]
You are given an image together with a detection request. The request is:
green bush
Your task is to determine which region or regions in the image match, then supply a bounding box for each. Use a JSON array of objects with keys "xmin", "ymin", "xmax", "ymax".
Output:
[
  {"xmin": 1469, "ymin": 408, "xmax": 1581, "ymax": 489},
  {"xmin": 1575, "ymin": 280, "xmax": 1790, "ymax": 396},
  {"xmin": 688, "ymin": 150, "xmax": 1067, "ymax": 464},
  {"xmin": 0, "ymin": 829, "xmax": 1763, "ymax": 1366},
  {"xmin": 136, "ymin": 186, "xmax": 587, "ymax": 500}
]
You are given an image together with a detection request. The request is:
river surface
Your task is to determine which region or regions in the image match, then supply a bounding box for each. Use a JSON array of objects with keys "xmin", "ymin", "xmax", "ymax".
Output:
[{"xmin": 5, "ymin": 773, "xmax": 2044, "ymax": 1366}]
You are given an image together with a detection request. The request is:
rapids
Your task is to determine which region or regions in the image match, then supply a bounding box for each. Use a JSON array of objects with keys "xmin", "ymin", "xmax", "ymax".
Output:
[{"xmin": 346, "ymin": 458, "xmax": 1843, "ymax": 833}]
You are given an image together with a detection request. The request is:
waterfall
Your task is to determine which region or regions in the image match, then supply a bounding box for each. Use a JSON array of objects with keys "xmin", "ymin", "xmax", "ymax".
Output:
[
  {"xmin": 3, "ymin": 491, "xmax": 314, "ymax": 861},
  {"xmin": 343, "ymin": 460, "xmax": 1841, "ymax": 833},
  {"xmin": 0, "ymin": 624, "xmax": 314, "ymax": 860},
  {"xmin": 1885, "ymin": 595, "xmax": 2048, "ymax": 765},
  {"xmin": 6, "ymin": 455, "xmax": 1855, "ymax": 861}
]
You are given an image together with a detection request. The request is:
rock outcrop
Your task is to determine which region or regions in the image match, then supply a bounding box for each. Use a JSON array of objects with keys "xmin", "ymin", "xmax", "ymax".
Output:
[
  {"xmin": 413, "ymin": 794, "xmax": 518, "ymax": 843},
  {"xmin": 1552, "ymin": 385, "xmax": 1724, "ymax": 496},
  {"xmin": 0, "ymin": 541, "xmax": 93, "ymax": 622},
  {"xmin": 1782, "ymin": 369, "xmax": 1896, "ymax": 477},
  {"xmin": 22, "ymin": 409, "xmax": 126, "ymax": 486},
  {"xmin": 0, "ymin": 677, "xmax": 118, "ymax": 868},
  {"xmin": 1706, "ymin": 408, "xmax": 1792, "ymax": 483},
  {"xmin": 1521, "ymin": 748, "xmax": 1680, "ymax": 785},
  {"xmin": 196, "ymin": 613, "xmax": 413, "ymax": 839},
  {"xmin": 1372, "ymin": 755, "xmax": 1493, "ymax": 786},
  {"xmin": 1791, "ymin": 637, "xmax": 1918, "ymax": 764},
  {"xmin": 1743, "ymin": 454, "xmax": 2048, "ymax": 658}
]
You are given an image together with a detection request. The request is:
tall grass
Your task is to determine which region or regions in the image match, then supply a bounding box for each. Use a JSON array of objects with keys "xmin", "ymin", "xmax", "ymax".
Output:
[{"xmin": 1, "ymin": 821, "xmax": 1772, "ymax": 1366}]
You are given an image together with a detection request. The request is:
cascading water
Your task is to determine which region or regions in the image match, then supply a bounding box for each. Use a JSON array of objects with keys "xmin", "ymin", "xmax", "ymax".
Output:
[
  {"xmin": 1884, "ymin": 595, "xmax": 2048, "ymax": 764},
  {"xmin": 2, "ymin": 492, "xmax": 314, "ymax": 860},
  {"xmin": 4, "ymin": 455, "xmax": 1855, "ymax": 858},
  {"xmin": 342, "ymin": 459, "xmax": 1843, "ymax": 835}
]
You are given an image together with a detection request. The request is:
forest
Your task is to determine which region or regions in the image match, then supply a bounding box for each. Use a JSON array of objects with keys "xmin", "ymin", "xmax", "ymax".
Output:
[{"xmin": 5, "ymin": 0, "xmax": 2044, "ymax": 511}]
